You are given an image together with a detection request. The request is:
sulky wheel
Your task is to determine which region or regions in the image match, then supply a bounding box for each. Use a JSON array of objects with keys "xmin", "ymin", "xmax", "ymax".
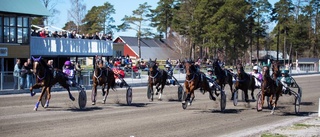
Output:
[
  {"xmin": 41, "ymin": 91, "xmax": 48, "ymax": 108},
  {"xmin": 177, "ymin": 85, "xmax": 183, "ymax": 101},
  {"xmin": 220, "ymin": 90, "xmax": 226, "ymax": 112},
  {"xmin": 126, "ymin": 87, "xmax": 133, "ymax": 105},
  {"xmin": 233, "ymin": 89, "xmax": 238, "ymax": 106},
  {"xmin": 78, "ymin": 89, "xmax": 87, "ymax": 109},
  {"xmin": 256, "ymin": 91, "xmax": 263, "ymax": 112},
  {"xmin": 295, "ymin": 94, "xmax": 301, "ymax": 115}
]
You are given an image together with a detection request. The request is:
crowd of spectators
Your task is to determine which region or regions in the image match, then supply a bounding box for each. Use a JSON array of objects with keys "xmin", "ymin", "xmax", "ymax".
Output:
[{"xmin": 31, "ymin": 28, "xmax": 113, "ymax": 41}]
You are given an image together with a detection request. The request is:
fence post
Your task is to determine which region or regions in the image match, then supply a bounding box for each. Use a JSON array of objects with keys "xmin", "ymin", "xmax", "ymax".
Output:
[{"xmin": 88, "ymin": 71, "xmax": 91, "ymax": 86}]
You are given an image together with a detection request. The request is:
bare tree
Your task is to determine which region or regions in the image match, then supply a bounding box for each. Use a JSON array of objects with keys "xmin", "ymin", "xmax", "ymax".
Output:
[
  {"xmin": 41, "ymin": 0, "xmax": 61, "ymax": 26},
  {"xmin": 68, "ymin": 0, "xmax": 86, "ymax": 33}
]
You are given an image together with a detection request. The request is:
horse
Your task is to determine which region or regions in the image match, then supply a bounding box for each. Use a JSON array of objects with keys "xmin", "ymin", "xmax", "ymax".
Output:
[
  {"xmin": 212, "ymin": 59, "xmax": 234, "ymax": 99},
  {"xmin": 258, "ymin": 64, "xmax": 282, "ymax": 114},
  {"xmin": 182, "ymin": 61, "xmax": 216, "ymax": 107},
  {"xmin": 147, "ymin": 58, "xmax": 168, "ymax": 101},
  {"xmin": 234, "ymin": 63, "xmax": 256, "ymax": 103},
  {"xmin": 91, "ymin": 59, "xmax": 116, "ymax": 105},
  {"xmin": 30, "ymin": 56, "xmax": 75, "ymax": 111}
]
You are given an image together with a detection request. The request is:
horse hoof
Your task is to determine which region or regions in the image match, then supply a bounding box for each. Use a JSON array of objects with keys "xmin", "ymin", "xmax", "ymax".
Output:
[
  {"xmin": 30, "ymin": 92, "xmax": 36, "ymax": 97},
  {"xmin": 188, "ymin": 102, "xmax": 192, "ymax": 106},
  {"xmin": 92, "ymin": 102, "xmax": 96, "ymax": 105},
  {"xmin": 158, "ymin": 98, "xmax": 162, "ymax": 101},
  {"xmin": 212, "ymin": 97, "xmax": 216, "ymax": 101},
  {"xmin": 33, "ymin": 107, "xmax": 38, "ymax": 111},
  {"xmin": 155, "ymin": 92, "xmax": 158, "ymax": 95}
]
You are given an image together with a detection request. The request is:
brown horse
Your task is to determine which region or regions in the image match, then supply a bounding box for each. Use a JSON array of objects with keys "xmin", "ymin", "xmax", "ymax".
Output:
[
  {"xmin": 234, "ymin": 63, "xmax": 256, "ymax": 103},
  {"xmin": 258, "ymin": 63, "xmax": 283, "ymax": 114},
  {"xmin": 30, "ymin": 57, "xmax": 75, "ymax": 111},
  {"xmin": 147, "ymin": 58, "xmax": 168, "ymax": 101},
  {"xmin": 91, "ymin": 59, "xmax": 116, "ymax": 105},
  {"xmin": 182, "ymin": 61, "xmax": 215, "ymax": 108},
  {"xmin": 212, "ymin": 59, "xmax": 234, "ymax": 99}
]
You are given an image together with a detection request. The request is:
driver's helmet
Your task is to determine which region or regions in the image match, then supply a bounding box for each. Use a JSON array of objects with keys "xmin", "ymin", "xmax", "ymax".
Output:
[
  {"xmin": 165, "ymin": 64, "xmax": 170, "ymax": 68},
  {"xmin": 253, "ymin": 66, "xmax": 258, "ymax": 70},
  {"xmin": 207, "ymin": 68, "xmax": 213, "ymax": 72},
  {"xmin": 64, "ymin": 60, "xmax": 71, "ymax": 66},
  {"xmin": 281, "ymin": 70, "xmax": 289, "ymax": 75}
]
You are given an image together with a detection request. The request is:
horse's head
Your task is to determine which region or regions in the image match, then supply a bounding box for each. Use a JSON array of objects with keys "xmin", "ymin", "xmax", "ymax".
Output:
[
  {"xmin": 184, "ymin": 60, "xmax": 196, "ymax": 75},
  {"xmin": 148, "ymin": 58, "xmax": 158, "ymax": 74},
  {"xmin": 262, "ymin": 66, "xmax": 270, "ymax": 77},
  {"xmin": 272, "ymin": 61, "xmax": 280, "ymax": 78},
  {"xmin": 236, "ymin": 63, "xmax": 244, "ymax": 78},
  {"xmin": 32, "ymin": 56, "xmax": 42, "ymax": 74},
  {"xmin": 96, "ymin": 58, "xmax": 104, "ymax": 68}
]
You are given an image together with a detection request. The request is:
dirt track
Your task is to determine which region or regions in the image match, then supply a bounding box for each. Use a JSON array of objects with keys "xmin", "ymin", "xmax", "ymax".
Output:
[{"xmin": 0, "ymin": 75, "xmax": 319, "ymax": 137}]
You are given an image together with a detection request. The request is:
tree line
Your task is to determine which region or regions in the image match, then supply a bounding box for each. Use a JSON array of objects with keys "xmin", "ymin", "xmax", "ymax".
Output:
[{"xmin": 33, "ymin": 0, "xmax": 320, "ymax": 65}]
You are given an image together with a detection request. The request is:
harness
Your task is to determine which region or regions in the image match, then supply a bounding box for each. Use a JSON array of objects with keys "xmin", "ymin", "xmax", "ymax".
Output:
[
  {"xmin": 149, "ymin": 70, "xmax": 160, "ymax": 83},
  {"xmin": 94, "ymin": 67, "xmax": 108, "ymax": 85}
]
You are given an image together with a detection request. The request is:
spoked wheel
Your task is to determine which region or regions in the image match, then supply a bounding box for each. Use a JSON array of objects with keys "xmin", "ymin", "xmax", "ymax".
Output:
[
  {"xmin": 294, "ymin": 94, "xmax": 301, "ymax": 115},
  {"xmin": 182, "ymin": 92, "xmax": 188, "ymax": 109},
  {"xmin": 126, "ymin": 87, "xmax": 133, "ymax": 105},
  {"xmin": 233, "ymin": 89, "xmax": 238, "ymax": 106},
  {"xmin": 78, "ymin": 88, "xmax": 87, "ymax": 109},
  {"xmin": 41, "ymin": 91, "xmax": 48, "ymax": 108},
  {"xmin": 220, "ymin": 90, "xmax": 226, "ymax": 112},
  {"xmin": 298, "ymin": 87, "xmax": 302, "ymax": 103},
  {"xmin": 256, "ymin": 91, "xmax": 263, "ymax": 112},
  {"xmin": 147, "ymin": 85, "xmax": 153, "ymax": 101},
  {"xmin": 177, "ymin": 85, "xmax": 183, "ymax": 101}
]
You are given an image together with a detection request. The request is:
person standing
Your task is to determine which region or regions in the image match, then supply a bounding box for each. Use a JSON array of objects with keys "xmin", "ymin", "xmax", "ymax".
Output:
[
  {"xmin": 13, "ymin": 59, "xmax": 21, "ymax": 90},
  {"xmin": 75, "ymin": 61, "xmax": 83, "ymax": 85},
  {"xmin": 20, "ymin": 62, "xmax": 28, "ymax": 90},
  {"xmin": 26, "ymin": 58, "xmax": 34, "ymax": 88}
]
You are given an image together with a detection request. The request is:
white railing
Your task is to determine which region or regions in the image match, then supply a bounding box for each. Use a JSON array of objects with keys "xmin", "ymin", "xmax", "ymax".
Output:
[{"xmin": 30, "ymin": 37, "xmax": 113, "ymax": 56}]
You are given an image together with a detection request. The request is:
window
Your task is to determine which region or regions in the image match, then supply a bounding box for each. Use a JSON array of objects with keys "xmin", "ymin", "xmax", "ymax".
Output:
[
  {"xmin": 0, "ymin": 16, "xmax": 2, "ymax": 43},
  {"xmin": 1, "ymin": 16, "xmax": 29, "ymax": 44}
]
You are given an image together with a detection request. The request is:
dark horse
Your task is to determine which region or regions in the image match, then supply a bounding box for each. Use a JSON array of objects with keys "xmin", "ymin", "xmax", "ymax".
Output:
[
  {"xmin": 30, "ymin": 56, "xmax": 75, "ymax": 111},
  {"xmin": 183, "ymin": 61, "xmax": 216, "ymax": 107},
  {"xmin": 234, "ymin": 63, "xmax": 256, "ymax": 103},
  {"xmin": 258, "ymin": 62, "xmax": 283, "ymax": 114},
  {"xmin": 147, "ymin": 58, "xmax": 168, "ymax": 101},
  {"xmin": 91, "ymin": 59, "xmax": 116, "ymax": 105},
  {"xmin": 212, "ymin": 59, "xmax": 234, "ymax": 99}
]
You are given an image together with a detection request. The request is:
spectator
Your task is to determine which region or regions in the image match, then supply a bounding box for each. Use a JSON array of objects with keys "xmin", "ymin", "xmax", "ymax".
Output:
[
  {"xmin": 68, "ymin": 30, "xmax": 76, "ymax": 39},
  {"xmin": 13, "ymin": 59, "xmax": 21, "ymax": 90},
  {"xmin": 52, "ymin": 31, "xmax": 59, "ymax": 38},
  {"xmin": 39, "ymin": 29, "xmax": 46, "ymax": 38},
  {"xmin": 93, "ymin": 32, "xmax": 100, "ymax": 40},
  {"xmin": 75, "ymin": 61, "xmax": 83, "ymax": 85},
  {"xmin": 106, "ymin": 34, "xmax": 112, "ymax": 41},
  {"xmin": 26, "ymin": 58, "xmax": 34, "ymax": 89},
  {"xmin": 20, "ymin": 62, "xmax": 28, "ymax": 90}
]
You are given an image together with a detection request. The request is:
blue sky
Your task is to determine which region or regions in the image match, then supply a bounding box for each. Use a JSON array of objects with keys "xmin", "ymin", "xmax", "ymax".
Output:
[{"xmin": 54, "ymin": 0, "xmax": 279, "ymax": 38}]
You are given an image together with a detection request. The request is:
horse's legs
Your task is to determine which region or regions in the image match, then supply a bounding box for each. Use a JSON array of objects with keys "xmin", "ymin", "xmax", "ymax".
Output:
[
  {"xmin": 251, "ymin": 89, "xmax": 255, "ymax": 100},
  {"xmin": 189, "ymin": 89, "xmax": 195, "ymax": 106},
  {"xmin": 91, "ymin": 84, "xmax": 97, "ymax": 105},
  {"xmin": 29, "ymin": 83, "xmax": 43, "ymax": 96},
  {"xmin": 155, "ymin": 83, "xmax": 160, "ymax": 95},
  {"xmin": 102, "ymin": 84, "xmax": 109, "ymax": 104},
  {"xmin": 158, "ymin": 83, "xmax": 165, "ymax": 100},
  {"xmin": 34, "ymin": 87, "xmax": 47, "ymax": 111},
  {"xmin": 244, "ymin": 89, "xmax": 249, "ymax": 103},
  {"xmin": 44, "ymin": 87, "xmax": 51, "ymax": 108}
]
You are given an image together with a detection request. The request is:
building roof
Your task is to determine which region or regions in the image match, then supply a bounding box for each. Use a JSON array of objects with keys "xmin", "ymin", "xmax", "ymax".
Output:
[
  {"xmin": 252, "ymin": 50, "xmax": 289, "ymax": 60},
  {"xmin": 298, "ymin": 58, "xmax": 319, "ymax": 63},
  {"xmin": 116, "ymin": 36, "xmax": 182, "ymax": 60},
  {"xmin": 0, "ymin": 0, "xmax": 51, "ymax": 16}
]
